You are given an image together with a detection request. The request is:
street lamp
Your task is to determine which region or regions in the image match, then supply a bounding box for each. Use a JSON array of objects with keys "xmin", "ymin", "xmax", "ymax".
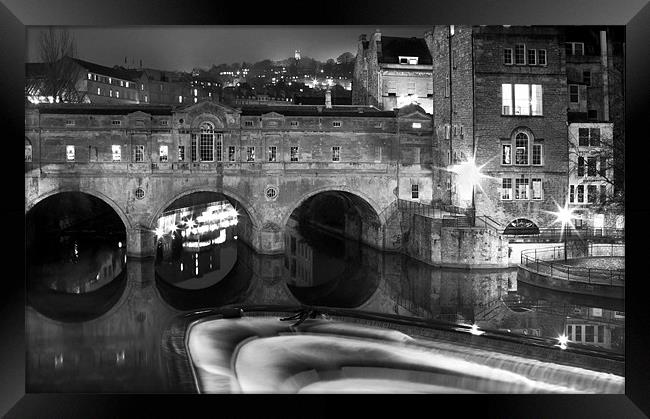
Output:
[
  {"xmin": 553, "ymin": 203, "xmax": 575, "ymax": 261},
  {"xmin": 448, "ymin": 157, "xmax": 489, "ymax": 222}
]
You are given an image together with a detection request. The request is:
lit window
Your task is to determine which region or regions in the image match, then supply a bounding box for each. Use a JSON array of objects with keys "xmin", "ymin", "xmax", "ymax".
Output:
[
  {"xmin": 332, "ymin": 146, "xmax": 340, "ymax": 162},
  {"xmin": 515, "ymin": 132, "xmax": 529, "ymax": 165},
  {"xmin": 501, "ymin": 84, "xmax": 512, "ymax": 115},
  {"xmin": 502, "ymin": 144, "xmax": 511, "ymax": 165},
  {"xmin": 88, "ymin": 73, "xmax": 92, "ymax": 80},
  {"xmin": 532, "ymin": 144, "xmax": 543, "ymax": 165},
  {"xmin": 97, "ymin": 88, "xmax": 101, "ymax": 95},
  {"xmin": 120, "ymin": 81, "xmax": 124, "ymax": 87},
  {"xmin": 332, "ymin": 121, "xmax": 341, "ymax": 127},
  {"xmin": 178, "ymin": 95, "xmax": 183, "ymax": 103},
  {"xmin": 64, "ymin": 145, "xmax": 75, "ymax": 161},
  {"xmin": 569, "ymin": 84, "xmax": 579, "ymax": 103},
  {"xmin": 411, "ymin": 184, "xmax": 419, "ymax": 199},
  {"xmin": 109, "ymin": 89, "xmax": 113, "ymax": 97},
  {"xmin": 531, "ymin": 178, "xmax": 542, "ymax": 200},
  {"xmin": 514, "ymin": 84, "xmax": 530, "ymax": 115},
  {"xmin": 514, "ymin": 44, "xmax": 526, "ymax": 64},
  {"xmin": 412, "ymin": 122, "xmax": 422, "ymax": 129},
  {"xmin": 290, "ymin": 146, "xmax": 299, "ymax": 162},
  {"xmin": 501, "ymin": 178, "xmax": 512, "ymax": 200},
  {"xmin": 268, "ymin": 146, "xmax": 277, "ymax": 162},
  {"xmin": 178, "ymin": 145, "xmax": 185, "ymax": 161},
  {"xmin": 116, "ymin": 91, "xmax": 120, "ymax": 98},
  {"xmin": 247, "ymin": 147, "xmax": 255, "ymax": 162},
  {"xmin": 502, "ymin": 84, "xmax": 542, "ymax": 115},
  {"xmin": 134, "ymin": 145, "xmax": 145, "ymax": 162},
  {"xmin": 228, "ymin": 146, "xmax": 236, "ymax": 162},
  {"xmin": 159, "ymin": 145, "xmax": 169, "ymax": 162},
  {"xmin": 537, "ymin": 50, "xmax": 547, "ymax": 65},
  {"xmin": 503, "ymin": 48, "xmax": 513, "ymax": 65},
  {"xmin": 515, "ymin": 178, "xmax": 529, "ymax": 200}
]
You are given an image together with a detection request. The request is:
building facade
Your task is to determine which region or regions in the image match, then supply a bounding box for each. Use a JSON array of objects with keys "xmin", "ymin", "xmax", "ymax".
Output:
[
  {"xmin": 353, "ymin": 31, "xmax": 434, "ymax": 114},
  {"xmin": 424, "ymin": 25, "xmax": 624, "ymax": 233}
]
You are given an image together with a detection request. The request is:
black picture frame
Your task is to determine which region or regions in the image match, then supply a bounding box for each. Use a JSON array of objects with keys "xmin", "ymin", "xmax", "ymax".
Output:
[{"xmin": 2, "ymin": 0, "xmax": 649, "ymax": 417}]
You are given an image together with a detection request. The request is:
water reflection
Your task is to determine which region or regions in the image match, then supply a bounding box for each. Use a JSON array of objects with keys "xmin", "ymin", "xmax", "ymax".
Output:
[
  {"xmin": 28, "ymin": 235, "xmax": 126, "ymax": 294},
  {"xmin": 26, "ymin": 212, "xmax": 625, "ymax": 392},
  {"xmin": 155, "ymin": 200, "xmax": 239, "ymax": 290}
]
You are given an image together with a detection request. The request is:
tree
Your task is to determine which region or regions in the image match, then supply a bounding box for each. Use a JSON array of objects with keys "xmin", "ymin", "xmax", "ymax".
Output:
[{"xmin": 37, "ymin": 28, "xmax": 86, "ymax": 103}]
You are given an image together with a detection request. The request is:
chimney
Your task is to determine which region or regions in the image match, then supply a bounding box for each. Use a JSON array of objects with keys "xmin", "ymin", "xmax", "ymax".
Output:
[{"xmin": 325, "ymin": 89, "xmax": 332, "ymax": 108}]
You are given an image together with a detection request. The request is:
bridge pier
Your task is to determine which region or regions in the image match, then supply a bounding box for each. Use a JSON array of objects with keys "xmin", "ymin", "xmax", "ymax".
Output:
[{"xmin": 126, "ymin": 227, "xmax": 156, "ymax": 259}]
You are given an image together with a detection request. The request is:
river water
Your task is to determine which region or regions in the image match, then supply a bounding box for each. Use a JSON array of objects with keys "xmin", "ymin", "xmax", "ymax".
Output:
[{"xmin": 25, "ymin": 201, "xmax": 625, "ymax": 393}]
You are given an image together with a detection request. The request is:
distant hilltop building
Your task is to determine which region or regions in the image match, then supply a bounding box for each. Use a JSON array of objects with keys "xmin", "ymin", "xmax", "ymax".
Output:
[{"xmin": 295, "ymin": 50, "xmax": 301, "ymax": 60}]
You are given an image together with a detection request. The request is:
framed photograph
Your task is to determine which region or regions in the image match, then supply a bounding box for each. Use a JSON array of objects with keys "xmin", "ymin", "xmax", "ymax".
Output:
[{"xmin": 4, "ymin": 0, "xmax": 650, "ymax": 417}]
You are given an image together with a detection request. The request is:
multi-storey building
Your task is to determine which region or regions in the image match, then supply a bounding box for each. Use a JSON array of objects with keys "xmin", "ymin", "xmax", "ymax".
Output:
[
  {"xmin": 353, "ymin": 30, "xmax": 434, "ymax": 114},
  {"xmin": 427, "ymin": 26, "xmax": 570, "ymax": 233},
  {"xmin": 26, "ymin": 57, "xmax": 141, "ymax": 105},
  {"xmin": 26, "ymin": 57, "xmax": 215, "ymax": 107},
  {"xmin": 565, "ymin": 27, "xmax": 625, "ymax": 231}
]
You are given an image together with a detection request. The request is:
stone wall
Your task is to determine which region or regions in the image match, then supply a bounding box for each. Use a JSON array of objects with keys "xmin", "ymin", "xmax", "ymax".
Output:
[{"xmin": 403, "ymin": 214, "xmax": 508, "ymax": 268}]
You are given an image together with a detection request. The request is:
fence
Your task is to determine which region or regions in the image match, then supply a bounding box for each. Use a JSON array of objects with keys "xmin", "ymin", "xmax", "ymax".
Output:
[
  {"xmin": 520, "ymin": 244, "xmax": 625, "ymax": 286},
  {"xmin": 506, "ymin": 227, "xmax": 625, "ymax": 242}
]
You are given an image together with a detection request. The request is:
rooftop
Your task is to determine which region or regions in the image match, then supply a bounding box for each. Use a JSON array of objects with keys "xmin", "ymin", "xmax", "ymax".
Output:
[{"xmin": 379, "ymin": 36, "xmax": 432, "ymax": 65}]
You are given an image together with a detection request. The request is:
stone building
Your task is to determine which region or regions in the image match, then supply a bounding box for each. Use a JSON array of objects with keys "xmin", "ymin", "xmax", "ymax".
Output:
[
  {"xmin": 565, "ymin": 27, "xmax": 625, "ymax": 231},
  {"xmin": 427, "ymin": 26, "xmax": 571, "ymax": 232},
  {"xmin": 26, "ymin": 57, "xmax": 214, "ymax": 107},
  {"xmin": 26, "ymin": 57, "xmax": 141, "ymax": 105},
  {"xmin": 353, "ymin": 30, "xmax": 434, "ymax": 114}
]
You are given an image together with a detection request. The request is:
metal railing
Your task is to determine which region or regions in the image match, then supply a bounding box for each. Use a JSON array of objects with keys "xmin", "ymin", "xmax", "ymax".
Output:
[
  {"xmin": 506, "ymin": 227, "xmax": 625, "ymax": 242},
  {"xmin": 520, "ymin": 244, "xmax": 625, "ymax": 286},
  {"xmin": 397, "ymin": 199, "xmax": 473, "ymax": 219}
]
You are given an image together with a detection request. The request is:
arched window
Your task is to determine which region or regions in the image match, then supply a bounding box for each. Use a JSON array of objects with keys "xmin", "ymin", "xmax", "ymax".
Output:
[
  {"xmin": 515, "ymin": 132, "xmax": 529, "ymax": 165},
  {"xmin": 25, "ymin": 138, "xmax": 33, "ymax": 162},
  {"xmin": 191, "ymin": 121, "xmax": 222, "ymax": 162}
]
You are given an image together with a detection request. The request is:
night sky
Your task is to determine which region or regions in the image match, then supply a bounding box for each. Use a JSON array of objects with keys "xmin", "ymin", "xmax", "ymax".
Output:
[{"xmin": 26, "ymin": 26, "xmax": 432, "ymax": 72}]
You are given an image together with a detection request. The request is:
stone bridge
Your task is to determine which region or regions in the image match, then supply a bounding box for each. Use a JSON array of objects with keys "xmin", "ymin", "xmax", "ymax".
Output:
[{"xmin": 25, "ymin": 101, "xmax": 438, "ymax": 257}]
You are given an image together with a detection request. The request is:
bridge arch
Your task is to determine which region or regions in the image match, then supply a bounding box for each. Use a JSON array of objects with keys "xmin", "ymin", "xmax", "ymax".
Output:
[
  {"xmin": 147, "ymin": 185, "xmax": 262, "ymax": 231},
  {"xmin": 280, "ymin": 185, "xmax": 388, "ymax": 229},
  {"xmin": 26, "ymin": 187, "xmax": 132, "ymax": 230}
]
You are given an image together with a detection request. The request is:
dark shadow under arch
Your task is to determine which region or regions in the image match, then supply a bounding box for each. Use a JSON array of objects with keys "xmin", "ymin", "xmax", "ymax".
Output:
[{"xmin": 504, "ymin": 218, "xmax": 540, "ymax": 235}]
